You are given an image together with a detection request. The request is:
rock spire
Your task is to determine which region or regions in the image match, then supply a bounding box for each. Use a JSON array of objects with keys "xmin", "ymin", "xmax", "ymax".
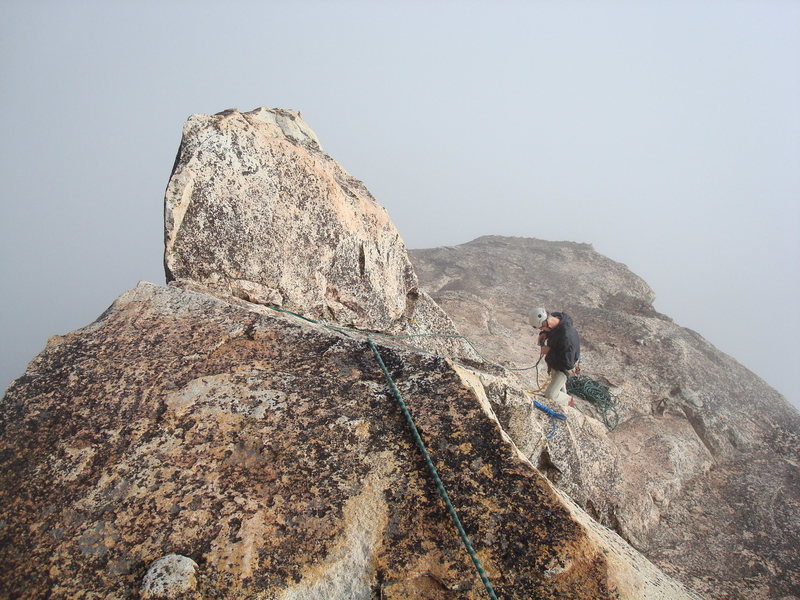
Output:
[{"xmin": 164, "ymin": 107, "xmax": 452, "ymax": 339}]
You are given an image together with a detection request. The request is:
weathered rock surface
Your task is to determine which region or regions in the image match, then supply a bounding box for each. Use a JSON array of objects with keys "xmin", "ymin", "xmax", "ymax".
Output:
[
  {"xmin": 410, "ymin": 235, "xmax": 800, "ymax": 600},
  {"xmin": 0, "ymin": 282, "xmax": 701, "ymax": 599},
  {"xmin": 163, "ymin": 107, "xmax": 460, "ymax": 354}
]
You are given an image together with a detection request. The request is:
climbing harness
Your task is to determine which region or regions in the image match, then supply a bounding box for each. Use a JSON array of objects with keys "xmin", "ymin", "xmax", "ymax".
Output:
[
  {"xmin": 367, "ymin": 338, "xmax": 499, "ymax": 600},
  {"xmin": 566, "ymin": 375, "xmax": 619, "ymax": 430}
]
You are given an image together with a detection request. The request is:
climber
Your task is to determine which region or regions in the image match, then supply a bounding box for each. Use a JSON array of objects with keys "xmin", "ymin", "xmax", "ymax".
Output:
[{"xmin": 529, "ymin": 308, "xmax": 580, "ymax": 405}]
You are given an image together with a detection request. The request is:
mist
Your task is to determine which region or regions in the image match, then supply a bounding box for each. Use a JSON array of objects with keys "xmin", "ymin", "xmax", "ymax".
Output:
[{"xmin": 1, "ymin": 1, "xmax": 798, "ymax": 407}]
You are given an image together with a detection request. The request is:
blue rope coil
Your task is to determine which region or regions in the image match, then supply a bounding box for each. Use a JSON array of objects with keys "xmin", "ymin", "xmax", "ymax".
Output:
[{"xmin": 533, "ymin": 400, "xmax": 567, "ymax": 439}]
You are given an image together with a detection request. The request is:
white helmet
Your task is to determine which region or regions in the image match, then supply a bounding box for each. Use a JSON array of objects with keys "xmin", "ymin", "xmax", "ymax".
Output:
[{"xmin": 529, "ymin": 307, "xmax": 548, "ymax": 328}]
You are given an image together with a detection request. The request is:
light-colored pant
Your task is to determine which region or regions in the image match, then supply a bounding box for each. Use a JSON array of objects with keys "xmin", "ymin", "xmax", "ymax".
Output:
[{"xmin": 544, "ymin": 370, "xmax": 570, "ymax": 404}]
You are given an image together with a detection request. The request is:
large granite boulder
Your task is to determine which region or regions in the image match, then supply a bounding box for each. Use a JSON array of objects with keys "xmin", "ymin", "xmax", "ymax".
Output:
[
  {"xmin": 0, "ymin": 282, "xmax": 701, "ymax": 599},
  {"xmin": 410, "ymin": 235, "xmax": 800, "ymax": 600},
  {"xmin": 163, "ymin": 107, "xmax": 455, "ymax": 343}
]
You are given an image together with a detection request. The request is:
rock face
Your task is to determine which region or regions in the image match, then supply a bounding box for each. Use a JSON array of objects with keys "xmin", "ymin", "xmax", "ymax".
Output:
[
  {"xmin": 410, "ymin": 236, "xmax": 800, "ymax": 600},
  {"xmin": 1, "ymin": 107, "xmax": 782, "ymax": 599},
  {"xmin": 163, "ymin": 107, "xmax": 456, "ymax": 345},
  {"xmin": 0, "ymin": 282, "xmax": 700, "ymax": 600}
]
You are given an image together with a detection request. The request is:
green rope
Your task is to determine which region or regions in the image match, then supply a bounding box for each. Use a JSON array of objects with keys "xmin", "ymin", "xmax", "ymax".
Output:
[
  {"xmin": 367, "ymin": 338, "xmax": 499, "ymax": 600},
  {"xmin": 566, "ymin": 375, "xmax": 619, "ymax": 430}
]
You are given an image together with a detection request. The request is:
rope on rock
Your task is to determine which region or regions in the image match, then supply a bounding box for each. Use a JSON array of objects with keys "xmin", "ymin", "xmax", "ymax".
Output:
[
  {"xmin": 522, "ymin": 361, "xmax": 566, "ymax": 439},
  {"xmin": 367, "ymin": 338, "xmax": 499, "ymax": 600},
  {"xmin": 566, "ymin": 375, "xmax": 619, "ymax": 430},
  {"xmin": 532, "ymin": 400, "xmax": 567, "ymax": 439},
  {"xmin": 267, "ymin": 304, "xmax": 580, "ymax": 440}
]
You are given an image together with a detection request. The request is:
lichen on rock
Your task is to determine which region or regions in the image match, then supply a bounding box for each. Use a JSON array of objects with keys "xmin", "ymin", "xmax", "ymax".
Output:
[{"xmin": 0, "ymin": 282, "xmax": 701, "ymax": 599}]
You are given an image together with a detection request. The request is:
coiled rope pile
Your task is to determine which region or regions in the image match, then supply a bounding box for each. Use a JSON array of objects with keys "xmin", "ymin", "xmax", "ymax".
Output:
[{"xmin": 566, "ymin": 375, "xmax": 619, "ymax": 429}]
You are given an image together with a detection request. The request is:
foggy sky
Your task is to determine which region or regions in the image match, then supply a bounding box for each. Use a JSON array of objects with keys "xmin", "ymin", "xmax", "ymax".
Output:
[{"xmin": 2, "ymin": 1, "xmax": 798, "ymax": 407}]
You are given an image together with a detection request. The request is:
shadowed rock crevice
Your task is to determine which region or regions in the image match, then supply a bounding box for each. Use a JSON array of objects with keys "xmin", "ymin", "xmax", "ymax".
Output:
[
  {"xmin": 536, "ymin": 447, "xmax": 562, "ymax": 484},
  {"xmin": 680, "ymin": 404, "xmax": 718, "ymax": 458}
]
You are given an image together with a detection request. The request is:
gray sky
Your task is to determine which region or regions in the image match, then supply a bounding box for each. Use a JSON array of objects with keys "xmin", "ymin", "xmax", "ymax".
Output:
[{"xmin": 2, "ymin": 1, "xmax": 798, "ymax": 407}]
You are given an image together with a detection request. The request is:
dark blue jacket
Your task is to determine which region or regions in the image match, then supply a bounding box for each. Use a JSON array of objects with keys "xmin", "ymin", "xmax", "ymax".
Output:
[{"xmin": 544, "ymin": 311, "xmax": 580, "ymax": 372}]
